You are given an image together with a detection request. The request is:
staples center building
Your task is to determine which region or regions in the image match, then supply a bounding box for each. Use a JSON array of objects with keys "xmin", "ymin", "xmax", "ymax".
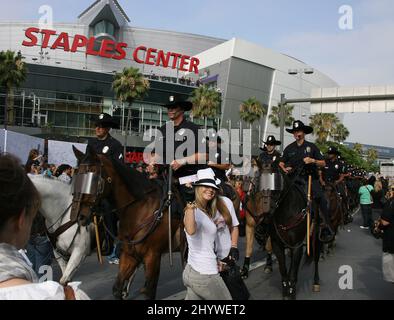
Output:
[{"xmin": 0, "ymin": 0, "xmax": 337, "ymax": 160}]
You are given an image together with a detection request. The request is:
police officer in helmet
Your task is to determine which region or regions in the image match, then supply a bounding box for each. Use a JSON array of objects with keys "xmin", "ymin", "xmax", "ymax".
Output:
[{"xmin": 279, "ymin": 120, "xmax": 334, "ymax": 243}]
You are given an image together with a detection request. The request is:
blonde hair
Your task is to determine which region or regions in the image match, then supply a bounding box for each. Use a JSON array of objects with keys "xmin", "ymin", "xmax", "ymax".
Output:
[
  {"xmin": 374, "ymin": 181, "xmax": 383, "ymax": 193},
  {"xmin": 195, "ymin": 186, "xmax": 233, "ymax": 228}
]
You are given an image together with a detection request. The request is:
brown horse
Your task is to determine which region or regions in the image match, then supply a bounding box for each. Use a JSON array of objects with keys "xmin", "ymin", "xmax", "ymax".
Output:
[{"xmin": 72, "ymin": 146, "xmax": 183, "ymax": 300}]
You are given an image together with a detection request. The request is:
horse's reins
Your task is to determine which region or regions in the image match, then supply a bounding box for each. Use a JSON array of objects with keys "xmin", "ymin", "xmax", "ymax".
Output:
[
  {"xmin": 270, "ymin": 165, "xmax": 311, "ymax": 249},
  {"xmin": 45, "ymin": 202, "xmax": 73, "ymax": 232}
]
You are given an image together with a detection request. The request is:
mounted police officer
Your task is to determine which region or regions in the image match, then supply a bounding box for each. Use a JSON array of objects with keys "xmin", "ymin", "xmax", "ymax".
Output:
[
  {"xmin": 152, "ymin": 94, "xmax": 207, "ymax": 204},
  {"xmin": 88, "ymin": 113, "xmax": 124, "ymax": 162},
  {"xmin": 87, "ymin": 113, "xmax": 123, "ymax": 263},
  {"xmin": 256, "ymin": 135, "xmax": 282, "ymax": 273},
  {"xmin": 205, "ymin": 130, "xmax": 236, "ymax": 200},
  {"xmin": 258, "ymin": 135, "xmax": 282, "ymax": 169},
  {"xmin": 320, "ymin": 146, "xmax": 346, "ymax": 193},
  {"xmin": 278, "ymin": 120, "xmax": 334, "ymax": 243}
]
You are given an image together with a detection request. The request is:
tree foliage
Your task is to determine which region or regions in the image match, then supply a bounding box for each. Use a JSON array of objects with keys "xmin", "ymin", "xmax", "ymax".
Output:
[
  {"xmin": 0, "ymin": 50, "xmax": 27, "ymax": 125},
  {"xmin": 112, "ymin": 67, "xmax": 150, "ymax": 105},
  {"xmin": 191, "ymin": 85, "xmax": 221, "ymax": 119},
  {"xmin": 239, "ymin": 97, "xmax": 267, "ymax": 125},
  {"xmin": 269, "ymin": 105, "xmax": 295, "ymax": 128}
]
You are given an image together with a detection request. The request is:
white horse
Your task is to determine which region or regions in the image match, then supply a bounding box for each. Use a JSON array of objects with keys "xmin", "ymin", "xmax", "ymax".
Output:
[{"xmin": 29, "ymin": 175, "xmax": 95, "ymax": 285}]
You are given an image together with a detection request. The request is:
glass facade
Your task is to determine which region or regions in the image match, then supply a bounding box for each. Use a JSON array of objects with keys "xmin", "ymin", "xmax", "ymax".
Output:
[{"xmin": 0, "ymin": 64, "xmax": 218, "ymax": 140}]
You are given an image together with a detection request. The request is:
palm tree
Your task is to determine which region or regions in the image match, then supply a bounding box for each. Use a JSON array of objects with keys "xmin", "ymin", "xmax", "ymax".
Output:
[
  {"xmin": 269, "ymin": 105, "xmax": 295, "ymax": 128},
  {"xmin": 0, "ymin": 50, "xmax": 27, "ymax": 126},
  {"xmin": 353, "ymin": 143, "xmax": 363, "ymax": 156},
  {"xmin": 112, "ymin": 67, "xmax": 150, "ymax": 154},
  {"xmin": 239, "ymin": 97, "xmax": 267, "ymax": 125},
  {"xmin": 112, "ymin": 67, "xmax": 150, "ymax": 106},
  {"xmin": 332, "ymin": 123, "xmax": 350, "ymax": 143},
  {"xmin": 191, "ymin": 85, "xmax": 221, "ymax": 119},
  {"xmin": 366, "ymin": 148, "xmax": 378, "ymax": 164},
  {"xmin": 309, "ymin": 113, "xmax": 340, "ymax": 144}
]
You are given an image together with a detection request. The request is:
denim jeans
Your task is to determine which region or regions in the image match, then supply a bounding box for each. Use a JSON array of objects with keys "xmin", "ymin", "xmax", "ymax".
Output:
[
  {"xmin": 26, "ymin": 235, "xmax": 53, "ymax": 276},
  {"xmin": 360, "ymin": 204, "xmax": 373, "ymax": 228}
]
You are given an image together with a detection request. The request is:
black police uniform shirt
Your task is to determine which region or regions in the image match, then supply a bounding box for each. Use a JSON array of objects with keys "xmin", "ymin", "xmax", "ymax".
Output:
[
  {"xmin": 207, "ymin": 145, "xmax": 230, "ymax": 183},
  {"xmin": 322, "ymin": 159, "xmax": 344, "ymax": 183},
  {"xmin": 156, "ymin": 118, "xmax": 205, "ymax": 178},
  {"xmin": 282, "ymin": 140, "xmax": 324, "ymax": 180},
  {"xmin": 258, "ymin": 150, "xmax": 281, "ymax": 171},
  {"xmin": 88, "ymin": 134, "xmax": 124, "ymax": 162}
]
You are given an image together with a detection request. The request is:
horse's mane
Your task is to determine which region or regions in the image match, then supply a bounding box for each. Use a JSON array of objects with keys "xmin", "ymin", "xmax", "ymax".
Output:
[{"xmin": 110, "ymin": 158, "xmax": 156, "ymax": 200}]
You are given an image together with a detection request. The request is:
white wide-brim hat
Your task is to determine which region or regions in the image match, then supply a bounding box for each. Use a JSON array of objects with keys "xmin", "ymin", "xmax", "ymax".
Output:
[{"xmin": 192, "ymin": 168, "xmax": 221, "ymax": 190}]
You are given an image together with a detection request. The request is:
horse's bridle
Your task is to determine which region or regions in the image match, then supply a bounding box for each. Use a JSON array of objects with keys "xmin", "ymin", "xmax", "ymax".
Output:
[
  {"xmin": 71, "ymin": 161, "xmax": 113, "ymax": 224},
  {"xmin": 245, "ymin": 165, "xmax": 283, "ymax": 223}
]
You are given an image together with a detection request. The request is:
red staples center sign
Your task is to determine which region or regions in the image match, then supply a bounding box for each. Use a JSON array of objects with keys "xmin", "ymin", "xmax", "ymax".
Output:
[{"xmin": 22, "ymin": 28, "xmax": 200, "ymax": 74}]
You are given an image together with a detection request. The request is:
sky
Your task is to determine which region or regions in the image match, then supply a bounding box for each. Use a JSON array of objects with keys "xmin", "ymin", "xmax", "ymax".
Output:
[{"xmin": 1, "ymin": 0, "xmax": 393, "ymax": 148}]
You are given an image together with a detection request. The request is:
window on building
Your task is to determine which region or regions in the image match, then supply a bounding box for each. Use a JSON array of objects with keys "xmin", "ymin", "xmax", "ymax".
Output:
[{"xmin": 94, "ymin": 20, "xmax": 115, "ymax": 37}]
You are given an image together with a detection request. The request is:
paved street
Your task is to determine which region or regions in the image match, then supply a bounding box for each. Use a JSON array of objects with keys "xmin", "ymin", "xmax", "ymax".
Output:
[{"xmin": 55, "ymin": 209, "xmax": 393, "ymax": 300}]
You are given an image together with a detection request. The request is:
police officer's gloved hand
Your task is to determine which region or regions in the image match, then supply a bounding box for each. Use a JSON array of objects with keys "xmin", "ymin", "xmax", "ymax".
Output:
[{"xmin": 229, "ymin": 247, "xmax": 239, "ymax": 261}]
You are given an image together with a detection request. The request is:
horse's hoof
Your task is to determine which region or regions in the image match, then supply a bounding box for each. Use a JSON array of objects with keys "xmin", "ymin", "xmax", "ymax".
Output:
[
  {"xmin": 140, "ymin": 287, "xmax": 147, "ymax": 294},
  {"xmin": 288, "ymin": 286, "xmax": 296, "ymax": 300},
  {"xmin": 113, "ymin": 291, "xmax": 123, "ymax": 300},
  {"xmin": 313, "ymin": 285, "xmax": 321, "ymax": 293}
]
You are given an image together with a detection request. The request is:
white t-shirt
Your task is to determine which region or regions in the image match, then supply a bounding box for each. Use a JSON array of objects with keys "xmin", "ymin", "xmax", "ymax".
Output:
[
  {"xmin": 0, "ymin": 281, "xmax": 90, "ymax": 300},
  {"xmin": 186, "ymin": 208, "xmax": 220, "ymax": 275},
  {"xmin": 215, "ymin": 196, "xmax": 240, "ymax": 260}
]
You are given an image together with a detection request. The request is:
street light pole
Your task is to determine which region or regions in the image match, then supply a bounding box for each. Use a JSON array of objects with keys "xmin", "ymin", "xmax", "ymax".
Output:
[{"xmin": 279, "ymin": 93, "xmax": 286, "ymax": 153}]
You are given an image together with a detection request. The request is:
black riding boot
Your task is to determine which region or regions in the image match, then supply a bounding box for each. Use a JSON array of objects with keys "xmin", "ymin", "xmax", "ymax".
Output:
[{"xmin": 318, "ymin": 196, "xmax": 335, "ymax": 243}]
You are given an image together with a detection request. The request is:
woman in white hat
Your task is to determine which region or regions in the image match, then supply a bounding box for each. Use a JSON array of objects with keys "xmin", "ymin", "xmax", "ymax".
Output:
[{"xmin": 183, "ymin": 168, "xmax": 239, "ymax": 300}]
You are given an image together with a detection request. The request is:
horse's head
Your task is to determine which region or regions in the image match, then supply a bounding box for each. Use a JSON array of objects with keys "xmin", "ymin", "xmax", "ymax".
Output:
[
  {"xmin": 323, "ymin": 182, "xmax": 337, "ymax": 199},
  {"xmin": 246, "ymin": 161, "xmax": 284, "ymax": 221},
  {"xmin": 71, "ymin": 145, "xmax": 113, "ymax": 227}
]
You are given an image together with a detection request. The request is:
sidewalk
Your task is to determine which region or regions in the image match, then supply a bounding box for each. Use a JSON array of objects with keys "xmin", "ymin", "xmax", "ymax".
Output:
[{"xmin": 245, "ymin": 209, "xmax": 394, "ymax": 300}]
